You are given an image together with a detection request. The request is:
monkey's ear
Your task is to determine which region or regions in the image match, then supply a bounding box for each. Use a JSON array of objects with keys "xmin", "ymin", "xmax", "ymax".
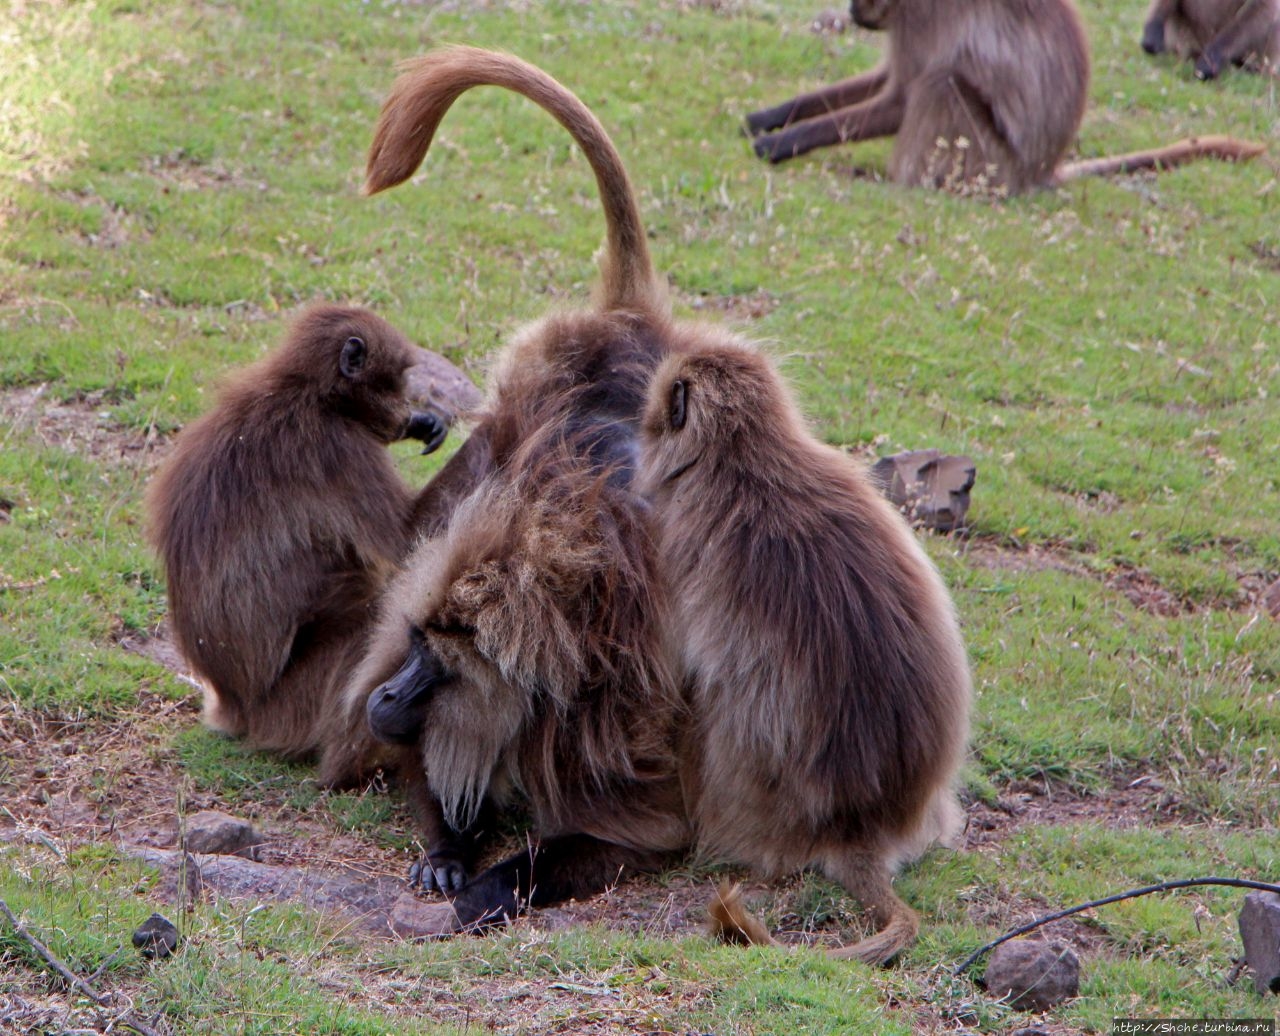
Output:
[
  {"xmin": 340, "ymin": 336, "xmax": 367, "ymax": 379},
  {"xmin": 669, "ymin": 379, "xmax": 687, "ymax": 431}
]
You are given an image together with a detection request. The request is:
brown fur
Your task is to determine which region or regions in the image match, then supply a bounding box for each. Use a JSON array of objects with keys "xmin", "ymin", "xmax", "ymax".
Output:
[
  {"xmin": 341, "ymin": 48, "xmax": 971, "ymax": 963},
  {"xmin": 747, "ymin": 0, "xmax": 1265, "ymax": 192},
  {"xmin": 637, "ymin": 338, "xmax": 971, "ymax": 964},
  {"xmin": 1142, "ymin": 0, "xmax": 1280, "ymax": 78},
  {"xmin": 146, "ymin": 305, "xmax": 425, "ymax": 760}
]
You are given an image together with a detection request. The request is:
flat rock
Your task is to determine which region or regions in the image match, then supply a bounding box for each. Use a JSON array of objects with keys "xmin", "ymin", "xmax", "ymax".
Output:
[
  {"xmin": 404, "ymin": 346, "xmax": 483, "ymax": 425},
  {"xmin": 388, "ymin": 893, "xmax": 463, "ymax": 940},
  {"xmin": 133, "ymin": 847, "xmax": 405, "ymax": 933},
  {"xmin": 1238, "ymin": 891, "xmax": 1280, "ymax": 995},
  {"xmin": 982, "ymin": 938, "xmax": 1080, "ymax": 1012},
  {"xmin": 182, "ymin": 810, "xmax": 263, "ymax": 858}
]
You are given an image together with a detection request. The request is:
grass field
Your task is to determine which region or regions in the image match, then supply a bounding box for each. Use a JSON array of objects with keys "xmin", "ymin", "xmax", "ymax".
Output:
[{"xmin": 2, "ymin": 1, "xmax": 1278, "ymax": 1033}]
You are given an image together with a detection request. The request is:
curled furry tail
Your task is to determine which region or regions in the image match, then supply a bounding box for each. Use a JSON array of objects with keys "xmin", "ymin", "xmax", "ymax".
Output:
[
  {"xmin": 707, "ymin": 883, "xmax": 780, "ymax": 948},
  {"xmin": 364, "ymin": 46, "xmax": 660, "ymax": 314},
  {"xmin": 1055, "ymin": 135, "xmax": 1266, "ymax": 182},
  {"xmin": 706, "ymin": 881, "xmax": 920, "ymax": 966}
]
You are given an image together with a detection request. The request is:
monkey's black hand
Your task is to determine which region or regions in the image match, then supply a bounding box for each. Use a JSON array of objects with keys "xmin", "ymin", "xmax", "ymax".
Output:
[
  {"xmin": 1141, "ymin": 19, "xmax": 1166, "ymax": 54},
  {"xmin": 404, "ymin": 410, "xmax": 449, "ymax": 454},
  {"xmin": 408, "ymin": 853, "xmax": 469, "ymax": 894}
]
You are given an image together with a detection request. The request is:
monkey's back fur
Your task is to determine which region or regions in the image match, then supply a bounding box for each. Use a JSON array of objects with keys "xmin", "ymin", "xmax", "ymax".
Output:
[
  {"xmin": 147, "ymin": 306, "xmax": 418, "ymax": 756},
  {"xmin": 884, "ymin": 0, "xmax": 1089, "ymax": 191},
  {"xmin": 640, "ymin": 338, "xmax": 971, "ymax": 880}
]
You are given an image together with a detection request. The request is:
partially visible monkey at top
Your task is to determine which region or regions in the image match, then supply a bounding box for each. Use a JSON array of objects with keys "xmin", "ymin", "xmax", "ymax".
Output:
[
  {"xmin": 746, "ymin": 0, "xmax": 1265, "ymax": 192},
  {"xmin": 341, "ymin": 46, "xmax": 972, "ymax": 965},
  {"xmin": 1141, "ymin": 0, "xmax": 1280, "ymax": 79}
]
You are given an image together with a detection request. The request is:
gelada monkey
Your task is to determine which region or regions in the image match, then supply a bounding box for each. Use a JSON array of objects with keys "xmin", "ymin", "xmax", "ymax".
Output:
[
  {"xmin": 329, "ymin": 45, "xmax": 690, "ymax": 900},
  {"xmin": 637, "ymin": 339, "xmax": 971, "ymax": 965},
  {"xmin": 748, "ymin": 0, "xmax": 1265, "ymax": 192},
  {"xmin": 147, "ymin": 305, "xmax": 450, "ymax": 761},
  {"xmin": 1141, "ymin": 0, "xmax": 1280, "ymax": 79}
]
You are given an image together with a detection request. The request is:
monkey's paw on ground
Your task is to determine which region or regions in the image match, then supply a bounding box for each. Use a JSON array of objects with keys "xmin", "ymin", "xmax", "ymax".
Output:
[{"xmin": 870, "ymin": 449, "xmax": 976, "ymax": 533}]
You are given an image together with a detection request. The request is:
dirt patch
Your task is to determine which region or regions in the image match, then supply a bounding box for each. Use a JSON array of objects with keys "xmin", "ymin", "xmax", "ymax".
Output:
[
  {"xmin": 963, "ymin": 773, "xmax": 1183, "ymax": 853},
  {"xmin": 0, "ymin": 384, "xmax": 163, "ymax": 471},
  {"xmin": 958, "ymin": 534, "xmax": 1278, "ymax": 619},
  {"xmin": 145, "ymin": 150, "xmax": 267, "ymax": 194},
  {"xmin": 676, "ymin": 286, "xmax": 780, "ymax": 322}
]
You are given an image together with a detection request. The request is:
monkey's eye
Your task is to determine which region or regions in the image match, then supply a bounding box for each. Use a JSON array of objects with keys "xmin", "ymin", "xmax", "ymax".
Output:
[
  {"xmin": 340, "ymin": 336, "xmax": 367, "ymax": 378},
  {"xmin": 669, "ymin": 379, "xmax": 687, "ymax": 431}
]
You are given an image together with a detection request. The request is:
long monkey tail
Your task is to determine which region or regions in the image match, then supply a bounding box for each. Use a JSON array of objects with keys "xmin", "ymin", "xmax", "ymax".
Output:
[
  {"xmin": 1054, "ymin": 134, "xmax": 1266, "ymax": 183},
  {"xmin": 364, "ymin": 46, "xmax": 660, "ymax": 315}
]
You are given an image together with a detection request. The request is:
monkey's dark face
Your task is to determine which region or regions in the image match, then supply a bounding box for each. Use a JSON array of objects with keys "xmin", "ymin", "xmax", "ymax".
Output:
[
  {"xmin": 279, "ymin": 305, "xmax": 422, "ymax": 443},
  {"xmin": 328, "ymin": 315, "xmax": 417, "ymax": 442},
  {"xmin": 366, "ymin": 625, "xmax": 451, "ymax": 744},
  {"xmin": 850, "ymin": 0, "xmax": 894, "ymax": 30}
]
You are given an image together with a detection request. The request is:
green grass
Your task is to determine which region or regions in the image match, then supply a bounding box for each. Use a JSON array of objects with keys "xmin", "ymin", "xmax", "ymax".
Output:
[{"xmin": 2, "ymin": 0, "xmax": 1278, "ymax": 1032}]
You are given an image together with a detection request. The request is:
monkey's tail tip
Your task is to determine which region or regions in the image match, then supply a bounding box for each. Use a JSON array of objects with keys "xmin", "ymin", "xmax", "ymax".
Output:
[
  {"xmin": 1186, "ymin": 135, "xmax": 1267, "ymax": 162},
  {"xmin": 707, "ymin": 882, "xmax": 779, "ymax": 947},
  {"xmin": 828, "ymin": 899, "xmax": 919, "ymax": 967}
]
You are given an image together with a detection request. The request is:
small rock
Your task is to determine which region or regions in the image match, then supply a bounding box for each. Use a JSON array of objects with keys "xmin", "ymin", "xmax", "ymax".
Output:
[
  {"xmin": 388, "ymin": 892, "xmax": 462, "ymax": 940},
  {"xmin": 1238, "ymin": 891, "xmax": 1280, "ymax": 995},
  {"xmin": 181, "ymin": 810, "xmax": 263, "ymax": 858},
  {"xmin": 869, "ymin": 449, "xmax": 976, "ymax": 533},
  {"xmin": 132, "ymin": 912, "xmax": 179, "ymax": 959},
  {"xmin": 982, "ymin": 938, "xmax": 1080, "ymax": 1012},
  {"xmin": 1011, "ymin": 1029, "xmax": 1050, "ymax": 1036}
]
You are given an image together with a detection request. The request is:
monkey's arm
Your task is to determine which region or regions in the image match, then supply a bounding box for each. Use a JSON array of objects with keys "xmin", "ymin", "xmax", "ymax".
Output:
[
  {"xmin": 745, "ymin": 67, "xmax": 891, "ymax": 136},
  {"xmin": 410, "ymin": 432, "xmax": 493, "ymax": 536},
  {"xmin": 1142, "ymin": 0, "xmax": 1179, "ymax": 53},
  {"xmin": 402, "ymin": 766, "xmax": 486, "ymax": 894},
  {"xmin": 752, "ymin": 92, "xmax": 905, "ymax": 162},
  {"xmin": 1196, "ymin": 0, "xmax": 1273, "ymax": 76}
]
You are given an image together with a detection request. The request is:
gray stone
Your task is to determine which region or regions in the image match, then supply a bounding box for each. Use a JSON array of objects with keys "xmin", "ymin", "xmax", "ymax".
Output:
[
  {"xmin": 982, "ymin": 939, "xmax": 1080, "ymax": 1012},
  {"xmin": 1238, "ymin": 891, "xmax": 1280, "ymax": 995},
  {"xmin": 181, "ymin": 810, "xmax": 263, "ymax": 858}
]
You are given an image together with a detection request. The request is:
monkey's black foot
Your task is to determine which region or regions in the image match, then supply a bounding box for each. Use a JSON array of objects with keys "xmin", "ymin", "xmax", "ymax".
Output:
[
  {"xmin": 752, "ymin": 132, "xmax": 796, "ymax": 164},
  {"xmin": 744, "ymin": 101, "xmax": 797, "ymax": 136},
  {"xmin": 408, "ymin": 854, "xmax": 469, "ymax": 894},
  {"xmin": 1194, "ymin": 51, "xmax": 1222, "ymax": 79},
  {"xmin": 405, "ymin": 410, "xmax": 449, "ymax": 454}
]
